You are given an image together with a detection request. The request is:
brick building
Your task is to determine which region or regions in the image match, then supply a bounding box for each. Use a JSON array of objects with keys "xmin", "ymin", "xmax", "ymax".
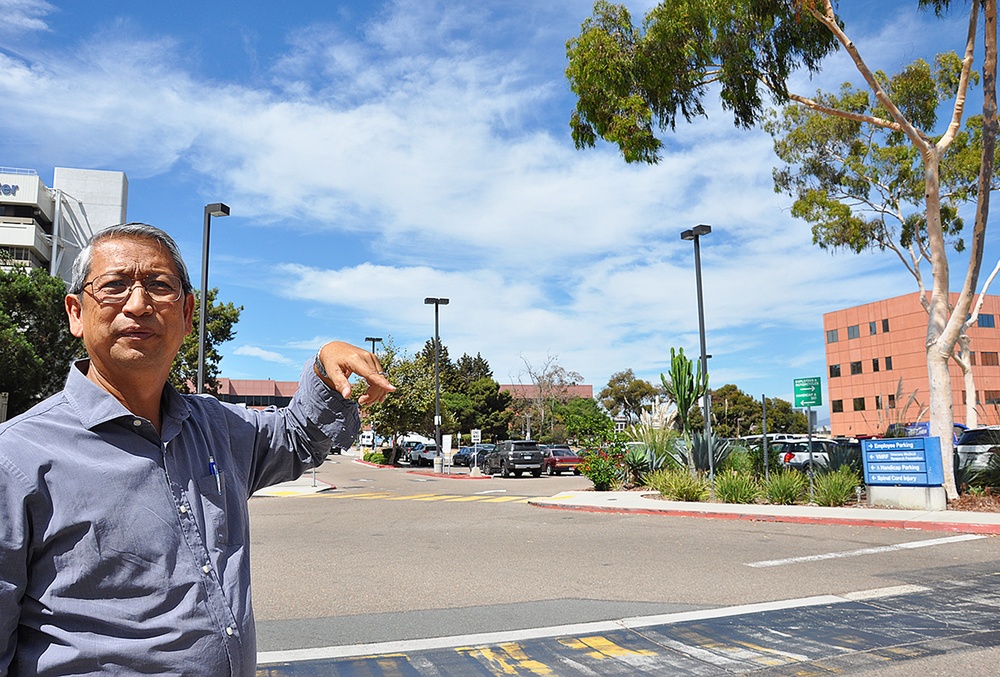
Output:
[{"xmin": 824, "ymin": 291, "xmax": 1000, "ymax": 437}]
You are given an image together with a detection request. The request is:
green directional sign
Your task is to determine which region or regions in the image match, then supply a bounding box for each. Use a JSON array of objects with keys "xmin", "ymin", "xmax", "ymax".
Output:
[{"xmin": 794, "ymin": 377, "xmax": 822, "ymax": 408}]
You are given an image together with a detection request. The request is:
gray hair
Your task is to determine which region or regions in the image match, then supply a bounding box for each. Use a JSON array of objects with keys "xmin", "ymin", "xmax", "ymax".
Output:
[{"xmin": 68, "ymin": 223, "xmax": 193, "ymax": 296}]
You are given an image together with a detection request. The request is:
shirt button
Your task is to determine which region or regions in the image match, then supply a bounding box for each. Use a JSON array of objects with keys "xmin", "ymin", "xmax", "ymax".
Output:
[
  {"xmin": 179, "ymin": 505, "xmax": 187, "ymax": 514},
  {"xmin": 202, "ymin": 564, "xmax": 212, "ymax": 574},
  {"xmin": 226, "ymin": 627, "xmax": 235, "ymax": 636},
  {"xmin": 132, "ymin": 419, "xmax": 142, "ymax": 427}
]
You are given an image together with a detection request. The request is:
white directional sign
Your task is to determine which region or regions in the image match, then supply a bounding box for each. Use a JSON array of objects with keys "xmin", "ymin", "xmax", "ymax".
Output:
[{"xmin": 793, "ymin": 377, "xmax": 822, "ymax": 408}]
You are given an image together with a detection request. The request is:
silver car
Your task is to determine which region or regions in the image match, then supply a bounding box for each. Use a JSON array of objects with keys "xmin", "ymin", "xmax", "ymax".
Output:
[{"xmin": 956, "ymin": 427, "xmax": 1000, "ymax": 470}]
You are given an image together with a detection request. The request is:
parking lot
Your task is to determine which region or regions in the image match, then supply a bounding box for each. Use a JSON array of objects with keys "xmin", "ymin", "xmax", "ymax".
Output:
[{"xmin": 248, "ymin": 451, "xmax": 1000, "ymax": 675}]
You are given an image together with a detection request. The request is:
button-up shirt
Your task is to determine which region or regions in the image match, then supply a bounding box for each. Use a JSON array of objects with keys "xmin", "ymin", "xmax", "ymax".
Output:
[{"xmin": 0, "ymin": 360, "xmax": 359, "ymax": 676}]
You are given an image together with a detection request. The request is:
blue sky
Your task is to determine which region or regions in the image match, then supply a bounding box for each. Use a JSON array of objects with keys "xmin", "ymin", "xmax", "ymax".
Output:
[{"xmin": 1, "ymin": 0, "xmax": 996, "ymax": 419}]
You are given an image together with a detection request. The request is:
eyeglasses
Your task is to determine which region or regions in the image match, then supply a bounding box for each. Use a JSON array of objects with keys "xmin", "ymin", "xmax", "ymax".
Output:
[{"xmin": 83, "ymin": 272, "xmax": 185, "ymax": 305}]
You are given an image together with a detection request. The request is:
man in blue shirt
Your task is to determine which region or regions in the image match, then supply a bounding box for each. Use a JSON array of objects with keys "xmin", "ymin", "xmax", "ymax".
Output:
[{"xmin": 0, "ymin": 223, "xmax": 394, "ymax": 676}]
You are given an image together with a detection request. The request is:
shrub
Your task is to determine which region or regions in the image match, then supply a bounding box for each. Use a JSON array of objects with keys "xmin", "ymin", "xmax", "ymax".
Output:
[
  {"xmin": 824, "ymin": 443, "xmax": 862, "ymax": 475},
  {"xmin": 719, "ymin": 446, "xmax": 754, "ymax": 475},
  {"xmin": 765, "ymin": 469, "xmax": 808, "ymax": 505},
  {"xmin": 645, "ymin": 468, "xmax": 710, "ymax": 502},
  {"xmin": 363, "ymin": 451, "xmax": 386, "ymax": 465},
  {"xmin": 579, "ymin": 449, "xmax": 622, "ymax": 491},
  {"xmin": 715, "ymin": 470, "xmax": 760, "ymax": 504},
  {"xmin": 813, "ymin": 467, "xmax": 860, "ymax": 506}
]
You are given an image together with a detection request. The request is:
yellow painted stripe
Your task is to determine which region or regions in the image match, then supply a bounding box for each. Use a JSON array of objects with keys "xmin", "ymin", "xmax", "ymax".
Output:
[
  {"xmin": 412, "ymin": 495, "xmax": 463, "ymax": 501},
  {"xmin": 385, "ymin": 493, "xmax": 438, "ymax": 501},
  {"xmin": 481, "ymin": 496, "xmax": 525, "ymax": 503}
]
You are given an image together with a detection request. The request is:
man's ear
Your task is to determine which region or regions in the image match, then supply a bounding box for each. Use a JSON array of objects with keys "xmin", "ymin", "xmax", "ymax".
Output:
[
  {"xmin": 183, "ymin": 292, "xmax": 195, "ymax": 334},
  {"xmin": 66, "ymin": 294, "xmax": 85, "ymax": 338}
]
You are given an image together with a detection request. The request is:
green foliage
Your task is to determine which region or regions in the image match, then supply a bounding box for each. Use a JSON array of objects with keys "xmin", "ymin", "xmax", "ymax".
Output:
[
  {"xmin": 645, "ymin": 467, "xmax": 710, "ymax": 502},
  {"xmin": 661, "ymin": 346, "xmax": 707, "ymax": 473},
  {"xmin": 363, "ymin": 451, "xmax": 386, "ymax": 465},
  {"xmin": 971, "ymin": 450, "xmax": 1000, "ymax": 489},
  {"xmin": 765, "ymin": 469, "xmax": 808, "ymax": 505},
  {"xmin": 565, "ymin": 0, "xmax": 839, "ymax": 163},
  {"xmin": 813, "ymin": 467, "xmax": 861, "ymax": 507},
  {"xmin": 766, "ymin": 54, "xmax": 991, "ymax": 260},
  {"xmin": 0, "ymin": 264, "xmax": 83, "ymax": 417},
  {"xmin": 715, "ymin": 470, "xmax": 760, "ymax": 504},
  {"xmin": 579, "ymin": 447, "xmax": 624, "ymax": 491},
  {"xmin": 669, "ymin": 433, "xmax": 733, "ymax": 474},
  {"xmin": 358, "ymin": 338, "xmax": 435, "ymax": 443},
  {"xmin": 169, "ymin": 288, "xmax": 242, "ymax": 394},
  {"xmin": 824, "ymin": 443, "xmax": 862, "ymax": 475},
  {"xmin": 719, "ymin": 446, "xmax": 754, "ymax": 474},
  {"xmin": 555, "ymin": 396, "xmax": 613, "ymax": 444},
  {"xmin": 599, "ymin": 369, "xmax": 658, "ymax": 422}
]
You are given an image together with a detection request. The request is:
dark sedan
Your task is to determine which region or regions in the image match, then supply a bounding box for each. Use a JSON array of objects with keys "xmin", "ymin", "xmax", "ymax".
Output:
[{"xmin": 454, "ymin": 443, "xmax": 494, "ymax": 467}]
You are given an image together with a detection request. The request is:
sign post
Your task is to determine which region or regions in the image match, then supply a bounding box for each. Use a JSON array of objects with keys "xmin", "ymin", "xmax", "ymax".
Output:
[{"xmin": 793, "ymin": 377, "xmax": 822, "ymax": 501}]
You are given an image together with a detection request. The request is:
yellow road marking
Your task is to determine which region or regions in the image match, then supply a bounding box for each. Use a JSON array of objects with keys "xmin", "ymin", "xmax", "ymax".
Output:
[{"xmin": 559, "ymin": 635, "xmax": 657, "ymax": 659}]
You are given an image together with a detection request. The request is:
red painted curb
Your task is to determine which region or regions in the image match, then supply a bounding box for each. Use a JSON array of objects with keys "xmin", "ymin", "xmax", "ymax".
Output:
[{"xmin": 528, "ymin": 502, "xmax": 1000, "ymax": 535}]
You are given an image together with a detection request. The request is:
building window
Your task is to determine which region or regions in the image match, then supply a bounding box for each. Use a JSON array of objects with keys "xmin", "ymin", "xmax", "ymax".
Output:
[
  {"xmin": 980, "ymin": 314, "xmax": 996, "ymax": 328},
  {"xmin": 850, "ymin": 361, "xmax": 863, "ymax": 375},
  {"xmin": 882, "ymin": 319, "xmax": 890, "ymax": 332},
  {"xmin": 872, "ymin": 358, "xmax": 880, "ymax": 372},
  {"xmin": 971, "ymin": 352, "xmax": 977, "ymax": 366},
  {"xmin": 983, "ymin": 352, "xmax": 1000, "ymax": 366},
  {"xmin": 827, "ymin": 329, "xmax": 839, "ymax": 343},
  {"xmin": 885, "ymin": 356, "xmax": 893, "ymax": 370},
  {"xmin": 853, "ymin": 397, "xmax": 866, "ymax": 411},
  {"xmin": 875, "ymin": 395, "xmax": 883, "ymax": 410},
  {"xmin": 888, "ymin": 394, "xmax": 896, "ymax": 409},
  {"xmin": 847, "ymin": 324, "xmax": 860, "ymax": 339},
  {"xmin": 829, "ymin": 364, "xmax": 841, "ymax": 378},
  {"xmin": 869, "ymin": 320, "xmax": 877, "ymax": 335},
  {"xmin": 832, "ymin": 400, "xmax": 844, "ymax": 413},
  {"xmin": 985, "ymin": 390, "xmax": 1000, "ymax": 405}
]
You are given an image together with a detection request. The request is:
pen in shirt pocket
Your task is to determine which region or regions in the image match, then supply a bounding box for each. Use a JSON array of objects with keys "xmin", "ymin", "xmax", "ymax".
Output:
[{"xmin": 209, "ymin": 455, "xmax": 222, "ymax": 494}]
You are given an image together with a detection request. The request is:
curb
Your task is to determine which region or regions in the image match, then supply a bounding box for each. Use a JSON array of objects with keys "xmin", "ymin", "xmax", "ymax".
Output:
[
  {"xmin": 352, "ymin": 458, "xmax": 492, "ymax": 479},
  {"xmin": 527, "ymin": 498, "xmax": 1000, "ymax": 535}
]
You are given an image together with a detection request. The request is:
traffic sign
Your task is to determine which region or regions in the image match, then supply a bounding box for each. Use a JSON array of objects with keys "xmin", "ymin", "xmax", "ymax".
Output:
[{"xmin": 793, "ymin": 377, "xmax": 822, "ymax": 408}]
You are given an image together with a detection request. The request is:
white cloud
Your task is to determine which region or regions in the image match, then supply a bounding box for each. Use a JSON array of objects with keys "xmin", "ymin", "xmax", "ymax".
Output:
[
  {"xmin": 0, "ymin": 0, "xmax": 986, "ymax": 398},
  {"xmin": 233, "ymin": 345, "xmax": 297, "ymax": 366},
  {"xmin": 0, "ymin": 0, "xmax": 54, "ymax": 35}
]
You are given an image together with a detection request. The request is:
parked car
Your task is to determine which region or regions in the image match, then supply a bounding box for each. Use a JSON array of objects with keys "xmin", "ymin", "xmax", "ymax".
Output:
[
  {"xmin": 409, "ymin": 442, "xmax": 439, "ymax": 466},
  {"xmin": 483, "ymin": 440, "xmax": 544, "ymax": 477},
  {"xmin": 540, "ymin": 445, "xmax": 582, "ymax": 475},
  {"xmin": 956, "ymin": 427, "xmax": 1000, "ymax": 470},
  {"xmin": 773, "ymin": 437, "xmax": 841, "ymax": 473},
  {"xmin": 454, "ymin": 443, "xmax": 494, "ymax": 467}
]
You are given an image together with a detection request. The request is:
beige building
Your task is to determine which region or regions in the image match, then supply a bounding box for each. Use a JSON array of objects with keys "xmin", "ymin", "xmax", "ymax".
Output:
[
  {"xmin": 824, "ymin": 291, "xmax": 1000, "ymax": 437},
  {"xmin": 0, "ymin": 166, "xmax": 128, "ymax": 282}
]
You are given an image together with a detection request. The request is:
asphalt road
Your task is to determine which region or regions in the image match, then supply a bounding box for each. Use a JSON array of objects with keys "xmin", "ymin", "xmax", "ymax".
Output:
[{"xmin": 248, "ymin": 455, "xmax": 1000, "ymax": 675}]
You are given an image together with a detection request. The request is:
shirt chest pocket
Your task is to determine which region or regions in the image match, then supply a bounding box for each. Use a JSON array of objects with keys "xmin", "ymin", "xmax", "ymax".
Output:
[{"xmin": 197, "ymin": 472, "xmax": 230, "ymax": 548}]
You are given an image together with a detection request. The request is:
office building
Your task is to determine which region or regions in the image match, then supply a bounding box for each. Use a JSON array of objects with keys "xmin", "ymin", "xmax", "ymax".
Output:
[
  {"xmin": 824, "ymin": 291, "xmax": 1000, "ymax": 437},
  {"xmin": 0, "ymin": 166, "xmax": 128, "ymax": 282}
]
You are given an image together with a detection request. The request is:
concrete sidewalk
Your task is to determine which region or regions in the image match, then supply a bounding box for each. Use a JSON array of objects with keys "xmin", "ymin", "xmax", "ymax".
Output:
[
  {"xmin": 252, "ymin": 474, "xmax": 335, "ymax": 497},
  {"xmin": 529, "ymin": 490, "xmax": 1000, "ymax": 534}
]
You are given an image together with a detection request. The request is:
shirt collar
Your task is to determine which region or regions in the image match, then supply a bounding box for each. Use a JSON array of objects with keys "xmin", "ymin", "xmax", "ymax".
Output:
[{"xmin": 65, "ymin": 359, "xmax": 191, "ymax": 437}]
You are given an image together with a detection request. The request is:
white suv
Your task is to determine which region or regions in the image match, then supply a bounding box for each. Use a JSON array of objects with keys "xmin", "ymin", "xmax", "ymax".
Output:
[{"xmin": 773, "ymin": 437, "xmax": 841, "ymax": 473}]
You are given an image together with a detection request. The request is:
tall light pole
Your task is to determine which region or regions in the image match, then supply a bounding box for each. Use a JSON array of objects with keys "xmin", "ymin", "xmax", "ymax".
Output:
[
  {"xmin": 198, "ymin": 202, "xmax": 230, "ymax": 394},
  {"xmin": 364, "ymin": 337, "xmax": 383, "ymax": 450},
  {"xmin": 424, "ymin": 298, "xmax": 449, "ymax": 454},
  {"xmin": 681, "ymin": 224, "xmax": 713, "ymax": 486}
]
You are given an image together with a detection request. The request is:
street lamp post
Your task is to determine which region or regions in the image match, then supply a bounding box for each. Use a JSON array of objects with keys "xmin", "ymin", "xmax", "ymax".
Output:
[
  {"xmin": 364, "ymin": 336, "xmax": 383, "ymax": 450},
  {"xmin": 198, "ymin": 202, "xmax": 230, "ymax": 394},
  {"xmin": 424, "ymin": 298, "xmax": 449, "ymax": 457},
  {"xmin": 681, "ymin": 224, "xmax": 713, "ymax": 487}
]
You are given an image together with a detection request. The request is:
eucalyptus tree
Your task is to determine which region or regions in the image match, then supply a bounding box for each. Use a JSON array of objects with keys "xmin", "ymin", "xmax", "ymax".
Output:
[{"xmin": 566, "ymin": 0, "xmax": 997, "ymax": 498}]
